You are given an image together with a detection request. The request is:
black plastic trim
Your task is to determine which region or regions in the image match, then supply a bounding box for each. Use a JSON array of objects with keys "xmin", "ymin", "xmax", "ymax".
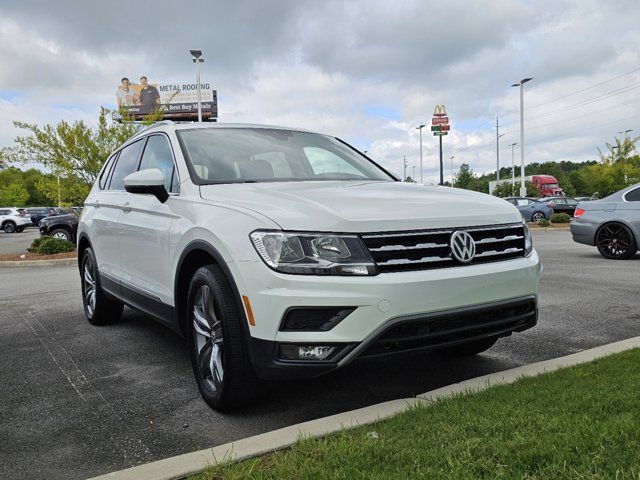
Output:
[{"xmin": 247, "ymin": 295, "xmax": 537, "ymax": 381}]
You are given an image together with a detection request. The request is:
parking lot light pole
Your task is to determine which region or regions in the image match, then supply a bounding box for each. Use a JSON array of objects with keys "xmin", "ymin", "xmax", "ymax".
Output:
[
  {"xmin": 619, "ymin": 129, "xmax": 633, "ymax": 140},
  {"xmin": 190, "ymin": 49, "xmax": 204, "ymax": 122},
  {"xmin": 416, "ymin": 124, "xmax": 425, "ymax": 184},
  {"xmin": 510, "ymin": 142, "xmax": 518, "ymax": 195},
  {"xmin": 511, "ymin": 77, "xmax": 533, "ymax": 197},
  {"xmin": 450, "ymin": 156, "xmax": 455, "ymax": 187}
]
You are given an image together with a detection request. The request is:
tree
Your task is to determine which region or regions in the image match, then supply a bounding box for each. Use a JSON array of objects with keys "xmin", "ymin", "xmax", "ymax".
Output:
[
  {"xmin": 0, "ymin": 183, "xmax": 29, "ymax": 207},
  {"xmin": 492, "ymin": 181, "xmax": 539, "ymax": 198},
  {"xmin": 454, "ymin": 164, "xmax": 476, "ymax": 190},
  {"xmin": 1, "ymin": 108, "xmax": 139, "ymax": 185}
]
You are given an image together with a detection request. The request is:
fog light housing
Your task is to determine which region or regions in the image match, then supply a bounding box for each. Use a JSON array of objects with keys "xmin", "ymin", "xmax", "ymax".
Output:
[{"xmin": 278, "ymin": 344, "xmax": 337, "ymax": 361}]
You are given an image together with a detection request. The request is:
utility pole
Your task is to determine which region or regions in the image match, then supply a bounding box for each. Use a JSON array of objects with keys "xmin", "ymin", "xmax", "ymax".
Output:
[
  {"xmin": 450, "ymin": 156, "xmax": 455, "ymax": 187},
  {"xmin": 403, "ymin": 155, "xmax": 408, "ymax": 181},
  {"xmin": 416, "ymin": 125, "xmax": 425, "ymax": 183},
  {"xmin": 412, "ymin": 165, "xmax": 416, "ymax": 181},
  {"xmin": 495, "ymin": 116, "xmax": 500, "ymax": 183},
  {"xmin": 57, "ymin": 175, "xmax": 61, "ymax": 207}
]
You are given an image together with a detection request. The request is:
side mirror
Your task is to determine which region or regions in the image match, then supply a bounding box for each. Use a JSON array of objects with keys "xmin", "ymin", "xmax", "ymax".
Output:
[{"xmin": 124, "ymin": 168, "xmax": 169, "ymax": 203}]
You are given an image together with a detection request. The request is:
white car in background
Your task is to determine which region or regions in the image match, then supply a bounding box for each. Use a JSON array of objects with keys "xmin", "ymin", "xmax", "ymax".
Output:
[
  {"xmin": 78, "ymin": 122, "xmax": 542, "ymax": 410},
  {"xmin": 0, "ymin": 207, "xmax": 32, "ymax": 233}
]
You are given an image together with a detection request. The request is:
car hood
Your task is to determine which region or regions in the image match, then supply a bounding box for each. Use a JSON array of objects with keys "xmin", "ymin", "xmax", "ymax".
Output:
[{"xmin": 199, "ymin": 181, "xmax": 522, "ymax": 232}]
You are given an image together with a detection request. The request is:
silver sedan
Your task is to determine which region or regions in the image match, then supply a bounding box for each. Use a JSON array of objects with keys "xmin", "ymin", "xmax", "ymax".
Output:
[{"xmin": 571, "ymin": 183, "xmax": 640, "ymax": 259}]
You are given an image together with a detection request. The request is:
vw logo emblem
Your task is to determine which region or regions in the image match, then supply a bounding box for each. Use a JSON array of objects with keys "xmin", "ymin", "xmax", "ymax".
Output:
[{"xmin": 450, "ymin": 230, "xmax": 476, "ymax": 264}]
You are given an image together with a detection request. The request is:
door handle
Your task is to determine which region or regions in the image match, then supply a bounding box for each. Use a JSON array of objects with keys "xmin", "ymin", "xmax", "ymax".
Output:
[{"xmin": 122, "ymin": 203, "xmax": 131, "ymax": 213}]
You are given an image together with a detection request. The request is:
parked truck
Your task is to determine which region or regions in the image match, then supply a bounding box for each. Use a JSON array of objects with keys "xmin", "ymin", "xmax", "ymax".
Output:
[{"xmin": 530, "ymin": 175, "xmax": 564, "ymax": 197}]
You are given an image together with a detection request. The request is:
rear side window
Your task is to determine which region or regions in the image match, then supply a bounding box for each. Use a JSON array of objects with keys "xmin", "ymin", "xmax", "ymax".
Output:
[
  {"xmin": 109, "ymin": 140, "xmax": 145, "ymax": 190},
  {"xmin": 625, "ymin": 187, "xmax": 640, "ymax": 202},
  {"xmin": 99, "ymin": 153, "xmax": 118, "ymax": 190},
  {"xmin": 0, "ymin": 209, "xmax": 10, "ymax": 215}
]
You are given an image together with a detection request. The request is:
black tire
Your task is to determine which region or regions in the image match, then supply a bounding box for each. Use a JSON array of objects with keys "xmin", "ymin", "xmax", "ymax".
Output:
[
  {"xmin": 16, "ymin": 227, "xmax": 25, "ymax": 233},
  {"xmin": 3, "ymin": 221, "xmax": 16, "ymax": 233},
  {"xmin": 187, "ymin": 264, "xmax": 262, "ymax": 411},
  {"xmin": 51, "ymin": 228, "xmax": 72, "ymax": 241},
  {"xmin": 531, "ymin": 211, "xmax": 545, "ymax": 223},
  {"xmin": 596, "ymin": 223, "xmax": 637, "ymax": 260},
  {"xmin": 80, "ymin": 247, "xmax": 123, "ymax": 325},
  {"xmin": 438, "ymin": 337, "xmax": 498, "ymax": 357}
]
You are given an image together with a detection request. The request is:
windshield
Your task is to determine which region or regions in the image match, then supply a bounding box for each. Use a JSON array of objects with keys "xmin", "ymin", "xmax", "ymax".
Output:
[
  {"xmin": 176, "ymin": 128, "xmax": 394, "ymax": 184},
  {"xmin": 542, "ymin": 183, "xmax": 559, "ymax": 189}
]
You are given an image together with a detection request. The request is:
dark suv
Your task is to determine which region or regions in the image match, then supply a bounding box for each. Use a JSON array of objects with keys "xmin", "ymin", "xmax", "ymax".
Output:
[{"xmin": 39, "ymin": 211, "xmax": 79, "ymax": 242}]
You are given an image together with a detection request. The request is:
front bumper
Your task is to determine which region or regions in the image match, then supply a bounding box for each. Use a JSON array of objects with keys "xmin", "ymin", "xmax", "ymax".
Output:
[{"xmin": 232, "ymin": 250, "xmax": 542, "ymax": 380}]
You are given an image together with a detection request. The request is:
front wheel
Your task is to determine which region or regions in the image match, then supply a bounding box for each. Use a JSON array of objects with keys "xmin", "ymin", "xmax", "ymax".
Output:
[
  {"xmin": 81, "ymin": 248, "xmax": 123, "ymax": 325},
  {"xmin": 187, "ymin": 264, "xmax": 262, "ymax": 411},
  {"xmin": 3, "ymin": 221, "xmax": 16, "ymax": 233},
  {"xmin": 596, "ymin": 223, "xmax": 637, "ymax": 260},
  {"xmin": 437, "ymin": 337, "xmax": 498, "ymax": 357}
]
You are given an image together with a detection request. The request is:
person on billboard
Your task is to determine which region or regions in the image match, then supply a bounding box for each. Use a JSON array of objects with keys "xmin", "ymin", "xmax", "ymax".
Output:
[
  {"xmin": 115, "ymin": 77, "xmax": 138, "ymax": 108},
  {"xmin": 138, "ymin": 76, "xmax": 161, "ymax": 114}
]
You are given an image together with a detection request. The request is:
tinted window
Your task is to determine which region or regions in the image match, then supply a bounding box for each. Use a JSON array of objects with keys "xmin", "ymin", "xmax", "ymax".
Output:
[
  {"xmin": 626, "ymin": 187, "xmax": 640, "ymax": 202},
  {"xmin": 566, "ymin": 198, "xmax": 578, "ymax": 205},
  {"xmin": 109, "ymin": 140, "xmax": 145, "ymax": 190},
  {"xmin": 0, "ymin": 210, "xmax": 10, "ymax": 215},
  {"xmin": 177, "ymin": 128, "xmax": 393, "ymax": 183},
  {"xmin": 99, "ymin": 153, "xmax": 118, "ymax": 190},
  {"xmin": 139, "ymin": 135, "xmax": 178, "ymax": 192},
  {"xmin": 551, "ymin": 198, "xmax": 567, "ymax": 204}
]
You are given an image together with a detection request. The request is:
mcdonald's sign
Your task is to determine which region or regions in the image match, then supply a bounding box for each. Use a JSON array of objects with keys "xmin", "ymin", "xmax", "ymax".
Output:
[{"xmin": 433, "ymin": 105, "xmax": 447, "ymax": 117}]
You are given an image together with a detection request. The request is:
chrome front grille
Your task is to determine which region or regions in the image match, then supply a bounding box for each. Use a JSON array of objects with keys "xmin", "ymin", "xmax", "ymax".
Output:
[{"xmin": 362, "ymin": 223, "xmax": 526, "ymax": 273}]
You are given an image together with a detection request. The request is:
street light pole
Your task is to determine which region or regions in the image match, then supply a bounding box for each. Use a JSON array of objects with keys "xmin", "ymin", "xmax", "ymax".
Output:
[
  {"xmin": 190, "ymin": 49, "xmax": 204, "ymax": 122},
  {"xmin": 510, "ymin": 142, "xmax": 518, "ymax": 195},
  {"xmin": 495, "ymin": 116, "xmax": 502, "ymax": 183},
  {"xmin": 416, "ymin": 125, "xmax": 425, "ymax": 184},
  {"xmin": 403, "ymin": 155, "xmax": 408, "ymax": 181},
  {"xmin": 511, "ymin": 77, "xmax": 533, "ymax": 197},
  {"xmin": 412, "ymin": 165, "xmax": 416, "ymax": 181},
  {"xmin": 619, "ymin": 129, "xmax": 633, "ymax": 140},
  {"xmin": 450, "ymin": 156, "xmax": 455, "ymax": 187}
]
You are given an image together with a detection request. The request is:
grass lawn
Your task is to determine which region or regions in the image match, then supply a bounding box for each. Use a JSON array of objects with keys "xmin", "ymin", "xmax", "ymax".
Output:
[{"xmin": 193, "ymin": 349, "xmax": 640, "ymax": 480}]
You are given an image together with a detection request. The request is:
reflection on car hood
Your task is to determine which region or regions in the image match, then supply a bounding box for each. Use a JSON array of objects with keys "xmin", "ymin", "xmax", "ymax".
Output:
[{"xmin": 199, "ymin": 181, "xmax": 522, "ymax": 232}]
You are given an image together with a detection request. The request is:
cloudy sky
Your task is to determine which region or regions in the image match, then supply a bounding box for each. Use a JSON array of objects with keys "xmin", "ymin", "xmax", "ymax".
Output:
[{"xmin": 1, "ymin": 0, "xmax": 639, "ymax": 183}]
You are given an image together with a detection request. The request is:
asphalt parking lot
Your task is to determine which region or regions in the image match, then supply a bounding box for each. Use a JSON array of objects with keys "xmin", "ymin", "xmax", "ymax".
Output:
[
  {"xmin": 0, "ymin": 227, "xmax": 39, "ymax": 255},
  {"xmin": 1, "ymin": 229, "xmax": 639, "ymax": 480}
]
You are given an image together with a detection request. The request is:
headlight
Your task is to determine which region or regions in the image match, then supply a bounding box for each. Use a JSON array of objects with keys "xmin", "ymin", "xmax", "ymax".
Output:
[
  {"xmin": 523, "ymin": 222, "xmax": 533, "ymax": 257},
  {"xmin": 250, "ymin": 231, "xmax": 377, "ymax": 275}
]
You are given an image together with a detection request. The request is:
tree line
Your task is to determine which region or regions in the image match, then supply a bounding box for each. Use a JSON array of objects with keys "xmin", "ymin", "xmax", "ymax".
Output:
[{"xmin": 451, "ymin": 134, "xmax": 640, "ymax": 198}]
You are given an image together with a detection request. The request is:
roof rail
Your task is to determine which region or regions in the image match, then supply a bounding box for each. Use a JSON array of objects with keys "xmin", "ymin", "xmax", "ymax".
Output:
[{"xmin": 126, "ymin": 120, "xmax": 175, "ymax": 143}]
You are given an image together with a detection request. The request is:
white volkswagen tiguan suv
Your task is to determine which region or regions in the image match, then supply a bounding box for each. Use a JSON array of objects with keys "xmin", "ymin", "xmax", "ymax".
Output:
[{"xmin": 78, "ymin": 121, "xmax": 542, "ymax": 410}]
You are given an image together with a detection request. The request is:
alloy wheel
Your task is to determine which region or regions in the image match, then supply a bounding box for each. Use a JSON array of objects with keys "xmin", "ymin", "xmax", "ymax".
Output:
[
  {"xmin": 83, "ymin": 260, "xmax": 97, "ymax": 317},
  {"xmin": 193, "ymin": 284, "xmax": 224, "ymax": 393},
  {"xmin": 4, "ymin": 223, "xmax": 15, "ymax": 233},
  {"xmin": 53, "ymin": 231, "xmax": 69, "ymax": 240},
  {"xmin": 596, "ymin": 224, "xmax": 634, "ymax": 258},
  {"xmin": 532, "ymin": 212, "xmax": 544, "ymax": 222}
]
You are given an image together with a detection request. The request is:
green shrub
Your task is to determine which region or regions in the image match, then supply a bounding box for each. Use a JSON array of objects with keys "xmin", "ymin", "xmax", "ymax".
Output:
[
  {"xmin": 538, "ymin": 218, "xmax": 550, "ymax": 227},
  {"xmin": 28, "ymin": 236, "xmax": 75, "ymax": 255},
  {"xmin": 550, "ymin": 213, "xmax": 571, "ymax": 223},
  {"xmin": 27, "ymin": 236, "xmax": 47, "ymax": 253}
]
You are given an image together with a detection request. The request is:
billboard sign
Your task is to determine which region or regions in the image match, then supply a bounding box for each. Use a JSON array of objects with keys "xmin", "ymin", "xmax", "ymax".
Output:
[{"xmin": 115, "ymin": 77, "xmax": 217, "ymax": 121}]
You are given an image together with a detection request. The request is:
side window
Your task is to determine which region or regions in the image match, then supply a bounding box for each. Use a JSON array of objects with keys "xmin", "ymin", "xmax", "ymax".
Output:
[
  {"xmin": 566, "ymin": 199, "xmax": 578, "ymax": 205},
  {"xmin": 515, "ymin": 199, "xmax": 529, "ymax": 206},
  {"xmin": 625, "ymin": 187, "xmax": 640, "ymax": 202},
  {"xmin": 139, "ymin": 135, "xmax": 178, "ymax": 192},
  {"xmin": 99, "ymin": 153, "xmax": 118, "ymax": 190},
  {"xmin": 109, "ymin": 140, "xmax": 145, "ymax": 190},
  {"xmin": 303, "ymin": 147, "xmax": 366, "ymax": 178},
  {"xmin": 0, "ymin": 209, "xmax": 10, "ymax": 215}
]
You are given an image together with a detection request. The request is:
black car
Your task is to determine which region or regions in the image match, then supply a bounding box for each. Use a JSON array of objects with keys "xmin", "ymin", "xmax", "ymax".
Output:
[
  {"xmin": 537, "ymin": 197, "xmax": 580, "ymax": 216},
  {"xmin": 39, "ymin": 212, "xmax": 79, "ymax": 242},
  {"xmin": 26, "ymin": 207, "xmax": 56, "ymax": 226}
]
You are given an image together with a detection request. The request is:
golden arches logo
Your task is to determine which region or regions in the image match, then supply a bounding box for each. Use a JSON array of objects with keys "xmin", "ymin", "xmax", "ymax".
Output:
[{"xmin": 433, "ymin": 105, "xmax": 447, "ymax": 116}]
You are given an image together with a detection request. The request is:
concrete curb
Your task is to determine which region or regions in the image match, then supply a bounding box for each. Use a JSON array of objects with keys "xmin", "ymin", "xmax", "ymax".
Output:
[
  {"xmin": 88, "ymin": 336, "xmax": 640, "ymax": 480},
  {"xmin": 0, "ymin": 257, "xmax": 76, "ymax": 268}
]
